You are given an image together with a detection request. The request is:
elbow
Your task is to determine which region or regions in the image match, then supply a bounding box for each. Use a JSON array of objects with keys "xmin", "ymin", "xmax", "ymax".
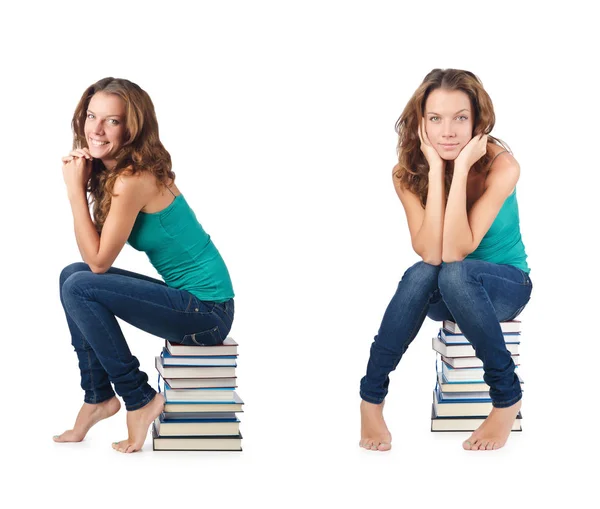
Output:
[
  {"xmin": 414, "ymin": 245, "xmax": 442, "ymax": 266},
  {"xmin": 89, "ymin": 262, "xmax": 109, "ymax": 274},
  {"xmin": 441, "ymin": 246, "xmax": 468, "ymax": 263}
]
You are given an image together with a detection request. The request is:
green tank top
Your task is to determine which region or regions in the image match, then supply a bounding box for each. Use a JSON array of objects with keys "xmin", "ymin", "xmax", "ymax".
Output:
[
  {"xmin": 465, "ymin": 188, "xmax": 530, "ymax": 273},
  {"xmin": 127, "ymin": 195, "xmax": 234, "ymax": 303}
]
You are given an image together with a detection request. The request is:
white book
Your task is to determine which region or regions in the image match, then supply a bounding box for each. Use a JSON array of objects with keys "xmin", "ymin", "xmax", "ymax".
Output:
[
  {"xmin": 441, "ymin": 354, "xmax": 520, "ymax": 369},
  {"xmin": 439, "ymin": 328, "xmax": 520, "ymax": 345},
  {"xmin": 443, "ymin": 319, "xmax": 521, "ymax": 334},
  {"xmin": 432, "ymin": 336, "xmax": 519, "ymax": 358}
]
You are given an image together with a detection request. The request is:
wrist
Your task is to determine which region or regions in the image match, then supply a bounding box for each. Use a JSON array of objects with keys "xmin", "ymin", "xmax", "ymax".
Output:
[
  {"xmin": 67, "ymin": 187, "xmax": 87, "ymax": 202},
  {"xmin": 453, "ymin": 163, "xmax": 470, "ymax": 175},
  {"xmin": 428, "ymin": 162, "xmax": 445, "ymax": 173}
]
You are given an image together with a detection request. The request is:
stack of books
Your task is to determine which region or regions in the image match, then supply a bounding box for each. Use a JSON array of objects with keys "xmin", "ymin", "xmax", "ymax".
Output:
[
  {"xmin": 430, "ymin": 319, "xmax": 523, "ymax": 432},
  {"xmin": 153, "ymin": 337, "xmax": 243, "ymax": 451}
]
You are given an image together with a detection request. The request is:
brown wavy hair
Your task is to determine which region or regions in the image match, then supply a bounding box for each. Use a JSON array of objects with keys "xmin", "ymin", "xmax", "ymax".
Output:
[
  {"xmin": 394, "ymin": 69, "xmax": 510, "ymax": 206},
  {"xmin": 72, "ymin": 77, "xmax": 175, "ymax": 232}
]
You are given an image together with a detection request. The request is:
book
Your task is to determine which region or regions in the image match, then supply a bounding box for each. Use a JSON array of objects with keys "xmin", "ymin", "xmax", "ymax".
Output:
[
  {"xmin": 443, "ymin": 319, "xmax": 521, "ymax": 334},
  {"xmin": 154, "ymin": 412, "xmax": 241, "ymax": 436},
  {"xmin": 440, "ymin": 328, "xmax": 520, "ymax": 345},
  {"xmin": 152, "ymin": 424, "xmax": 242, "ymax": 451},
  {"xmin": 161, "ymin": 348, "xmax": 238, "ymax": 367},
  {"xmin": 156, "ymin": 356, "xmax": 236, "ymax": 379},
  {"xmin": 441, "ymin": 354, "xmax": 520, "ymax": 369},
  {"xmin": 164, "ymin": 393, "xmax": 244, "ymax": 413},
  {"xmin": 431, "ymin": 407, "xmax": 522, "ymax": 432},
  {"xmin": 437, "ymin": 372, "xmax": 524, "ymax": 393},
  {"xmin": 432, "ymin": 386, "xmax": 493, "ymax": 417},
  {"xmin": 441, "ymin": 359, "xmax": 520, "ymax": 383},
  {"xmin": 166, "ymin": 337, "xmax": 238, "ymax": 356},
  {"xmin": 162, "ymin": 377, "xmax": 238, "ymax": 389},
  {"xmin": 432, "ymin": 335, "xmax": 519, "ymax": 358},
  {"xmin": 161, "ymin": 379, "xmax": 236, "ymax": 402}
]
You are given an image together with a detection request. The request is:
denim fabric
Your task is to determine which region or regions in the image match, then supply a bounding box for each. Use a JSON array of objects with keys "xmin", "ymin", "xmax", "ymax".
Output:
[
  {"xmin": 360, "ymin": 260, "xmax": 532, "ymax": 408},
  {"xmin": 60, "ymin": 262, "xmax": 234, "ymax": 411}
]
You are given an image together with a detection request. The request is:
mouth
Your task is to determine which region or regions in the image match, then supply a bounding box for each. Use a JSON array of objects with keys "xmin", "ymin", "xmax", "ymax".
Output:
[
  {"xmin": 439, "ymin": 143, "xmax": 459, "ymax": 149},
  {"xmin": 89, "ymin": 137, "xmax": 110, "ymax": 147}
]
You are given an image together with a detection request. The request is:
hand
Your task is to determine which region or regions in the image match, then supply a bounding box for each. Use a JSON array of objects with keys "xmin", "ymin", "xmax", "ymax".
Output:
[
  {"xmin": 418, "ymin": 119, "xmax": 445, "ymax": 170},
  {"xmin": 454, "ymin": 134, "xmax": 488, "ymax": 172},
  {"xmin": 62, "ymin": 148, "xmax": 92, "ymax": 195}
]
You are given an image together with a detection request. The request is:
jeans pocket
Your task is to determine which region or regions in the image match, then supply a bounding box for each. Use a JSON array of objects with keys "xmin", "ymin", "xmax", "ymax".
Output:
[{"xmin": 181, "ymin": 326, "xmax": 223, "ymax": 346}]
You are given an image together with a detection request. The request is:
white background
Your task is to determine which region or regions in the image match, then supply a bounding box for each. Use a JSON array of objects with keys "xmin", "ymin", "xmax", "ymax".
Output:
[{"xmin": 1, "ymin": 1, "xmax": 597, "ymax": 507}]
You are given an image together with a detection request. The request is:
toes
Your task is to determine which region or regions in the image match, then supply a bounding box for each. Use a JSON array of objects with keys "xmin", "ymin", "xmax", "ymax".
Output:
[
  {"xmin": 478, "ymin": 440, "xmax": 489, "ymax": 451},
  {"xmin": 377, "ymin": 442, "xmax": 391, "ymax": 452},
  {"xmin": 463, "ymin": 440, "xmax": 473, "ymax": 450},
  {"xmin": 485, "ymin": 441, "xmax": 494, "ymax": 451}
]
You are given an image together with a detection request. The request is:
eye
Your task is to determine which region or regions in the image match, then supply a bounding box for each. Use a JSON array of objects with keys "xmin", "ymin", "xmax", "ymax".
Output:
[
  {"xmin": 107, "ymin": 119, "xmax": 120, "ymax": 126},
  {"xmin": 429, "ymin": 116, "xmax": 439, "ymax": 122},
  {"xmin": 87, "ymin": 113, "xmax": 95, "ymax": 120},
  {"xmin": 457, "ymin": 115, "xmax": 468, "ymax": 121}
]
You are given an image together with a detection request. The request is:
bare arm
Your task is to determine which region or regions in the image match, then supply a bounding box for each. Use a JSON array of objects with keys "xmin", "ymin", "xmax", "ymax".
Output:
[
  {"xmin": 67, "ymin": 173, "xmax": 153, "ymax": 273},
  {"xmin": 395, "ymin": 164, "xmax": 445, "ymax": 265},
  {"xmin": 443, "ymin": 150, "xmax": 520, "ymax": 261}
]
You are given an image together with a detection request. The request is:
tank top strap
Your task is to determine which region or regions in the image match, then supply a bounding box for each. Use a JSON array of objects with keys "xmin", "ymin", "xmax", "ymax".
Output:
[
  {"xmin": 488, "ymin": 149, "xmax": 509, "ymax": 169},
  {"xmin": 166, "ymin": 185, "xmax": 176, "ymax": 197}
]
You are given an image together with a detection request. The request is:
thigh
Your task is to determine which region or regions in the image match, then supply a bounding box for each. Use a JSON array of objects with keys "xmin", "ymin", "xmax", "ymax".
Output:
[
  {"xmin": 64, "ymin": 270, "xmax": 221, "ymax": 343},
  {"xmin": 460, "ymin": 260, "xmax": 533, "ymax": 321},
  {"xmin": 426, "ymin": 289, "xmax": 454, "ymax": 322}
]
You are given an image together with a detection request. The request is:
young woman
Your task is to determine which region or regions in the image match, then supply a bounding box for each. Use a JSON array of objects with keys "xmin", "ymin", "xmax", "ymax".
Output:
[
  {"xmin": 359, "ymin": 69, "xmax": 532, "ymax": 452},
  {"xmin": 54, "ymin": 78, "xmax": 235, "ymax": 453}
]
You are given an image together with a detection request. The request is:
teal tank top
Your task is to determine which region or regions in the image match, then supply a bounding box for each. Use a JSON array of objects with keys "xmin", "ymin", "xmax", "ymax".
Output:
[
  {"xmin": 465, "ymin": 188, "xmax": 530, "ymax": 273},
  {"xmin": 127, "ymin": 195, "xmax": 234, "ymax": 303}
]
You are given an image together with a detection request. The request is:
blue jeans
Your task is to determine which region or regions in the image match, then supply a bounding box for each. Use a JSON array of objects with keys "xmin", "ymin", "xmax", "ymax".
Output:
[
  {"xmin": 360, "ymin": 260, "xmax": 532, "ymax": 408},
  {"xmin": 60, "ymin": 262, "xmax": 234, "ymax": 411}
]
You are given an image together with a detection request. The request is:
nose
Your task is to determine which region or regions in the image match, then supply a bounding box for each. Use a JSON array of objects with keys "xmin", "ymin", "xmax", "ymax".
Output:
[
  {"xmin": 89, "ymin": 119, "xmax": 105, "ymax": 137},
  {"xmin": 441, "ymin": 121, "xmax": 455, "ymax": 139}
]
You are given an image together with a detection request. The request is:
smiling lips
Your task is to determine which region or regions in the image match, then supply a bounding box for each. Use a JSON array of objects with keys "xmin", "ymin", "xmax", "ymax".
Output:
[
  {"xmin": 439, "ymin": 143, "xmax": 459, "ymax": 149},
  {"xmin": 90, "ymin": 138, "xmax": 109, "ymax": 147}
]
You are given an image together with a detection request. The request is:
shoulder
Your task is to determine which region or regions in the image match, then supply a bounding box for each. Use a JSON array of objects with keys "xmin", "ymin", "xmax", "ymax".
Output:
[
  {"xmin": 484, "ymin": 145, "xmax": 520, "ymax": 192},
  {"xmin": 113, "ymin": 170, "xmax": 157, "ymax": 196}
]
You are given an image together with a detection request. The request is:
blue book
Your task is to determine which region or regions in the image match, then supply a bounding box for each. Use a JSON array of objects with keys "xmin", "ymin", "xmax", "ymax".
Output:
[
  {"xmin": 433, "ymin": 385, "xmax": 494, "ymax": 417},
  {"xmin": 164, "ymin": 393, "xmax": 244, "ymax": 413},
  {"xmin": 161, "ymin": 348, "xmax": 237, "ymax": 366},
  {"xmin": 154, "ymin": 412, "xmax": 241, "ymax": 436}
]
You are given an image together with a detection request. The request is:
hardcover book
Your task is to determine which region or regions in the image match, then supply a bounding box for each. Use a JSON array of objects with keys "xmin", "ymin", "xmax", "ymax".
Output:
[
  {"xmin": 166, "ymin": 337, "xmax": 238, "ymax": 356},
  {"xmin": 152, "ymin": 424, "xmax": 242, "ymax": 451},
  {"xmin": 156, "ymin": 356, "xmax": 236, "ymax": 379}
]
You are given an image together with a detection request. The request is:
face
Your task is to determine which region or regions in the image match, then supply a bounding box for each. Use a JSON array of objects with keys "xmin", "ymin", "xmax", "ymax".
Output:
[
  {"xmin": 84, "ymin": 92, "xmax": 126, "ymax": 167},
  {"xmin": 423, "ymin": 88, "xmax": 474, "ymax": 161}
]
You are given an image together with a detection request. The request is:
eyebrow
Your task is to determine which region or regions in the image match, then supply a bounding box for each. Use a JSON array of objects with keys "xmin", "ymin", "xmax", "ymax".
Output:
[
  {"xmin": 87, "ymin": 109, "xmax": 122, "ymax": 118},
  {"xmin": 426, "ymin": 109, "xmax": 470, "ymax": 115}
]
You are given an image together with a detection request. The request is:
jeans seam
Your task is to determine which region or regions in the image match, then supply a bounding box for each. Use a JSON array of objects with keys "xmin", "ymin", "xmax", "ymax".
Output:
[{"xmin": 81, "ymin": 286, "xmax": 209, "ymax": 315}]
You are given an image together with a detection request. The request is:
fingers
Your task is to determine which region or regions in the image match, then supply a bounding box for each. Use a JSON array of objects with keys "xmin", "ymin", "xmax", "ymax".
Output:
[
  {"xmin": 418, "ymin": 118, "xmax": 430, "ymax": 146},
  {"xmin": 69, "ymin": 149, "xmax": 92, "ymax": 160},
  {"xmin": 61, "ymin": 156, "xmax": 74, "ymax": 163}
]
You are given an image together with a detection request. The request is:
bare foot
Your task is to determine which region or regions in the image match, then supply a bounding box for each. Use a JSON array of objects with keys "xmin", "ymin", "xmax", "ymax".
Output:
[
  {"xmin": 463, "ymin": 399, "xmax": 522, "ymax": 451},
  {"xmin": 112, "ymin": 393, "xmax": 165, "ymax": 453},
  {"xmin": 53, "ymin": 397, "xmax": 121, "ymax": 443},
  {"xmin": 359, "ymin": 399, "xmax": 392, "ymax": 451}
]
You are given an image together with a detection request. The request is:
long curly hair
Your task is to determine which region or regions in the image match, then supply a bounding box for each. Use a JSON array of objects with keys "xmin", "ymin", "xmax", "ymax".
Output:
[
  {"xmin": 72, "ymin": 77, "xmax": 174, "ymax": 232},
  {"xmin": 394, "ymin": 69, "xmax": 510, "ymax": 207}
]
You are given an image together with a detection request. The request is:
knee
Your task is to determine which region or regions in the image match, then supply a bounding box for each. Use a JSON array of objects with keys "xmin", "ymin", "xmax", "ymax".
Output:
[
  {"xmin": 437, "ymin": 261, "xmax": 473, "ymax": 295},
  {"xmin": 59, "ymin": 262, "xmax": 90, "ymax": 289},
  {"xmin": 61, "ymin": 270, "xmax": 94, "ymax": 302},
  {"xmin": 402, "ymin": 260, "xmax": 441, "ymax": 285}
]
